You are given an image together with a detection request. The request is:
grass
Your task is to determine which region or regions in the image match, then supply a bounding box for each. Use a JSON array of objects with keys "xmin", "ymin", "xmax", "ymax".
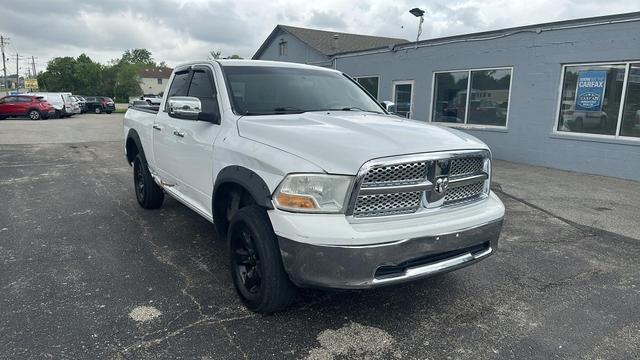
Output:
[{"xmin": 113, "ymin": 108, "xmax": 127, "ymax": 114}]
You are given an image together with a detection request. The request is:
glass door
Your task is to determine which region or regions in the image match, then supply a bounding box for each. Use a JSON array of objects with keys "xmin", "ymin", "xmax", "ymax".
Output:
[{"xmin": 392, "ymin": 80, "xmax": 414, "ymax": 118}]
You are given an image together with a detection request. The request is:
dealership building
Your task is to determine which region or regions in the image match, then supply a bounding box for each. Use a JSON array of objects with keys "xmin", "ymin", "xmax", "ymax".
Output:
[{"xmin": 253, "ymin": 13, "xmax": 640, "ymax": 181}]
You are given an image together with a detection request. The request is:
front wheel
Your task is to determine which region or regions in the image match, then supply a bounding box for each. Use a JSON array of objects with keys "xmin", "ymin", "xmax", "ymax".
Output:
[
  {"xmin": 94, "ymin": 107, "xmax": 102, "ymax": 114},
  {"xmin": 133, "ymin": 154, "xmax": 164, "ymax": 209},
  {"xmin": 228, "ymin": 206, "xmax": 296, "ymax": 313}
]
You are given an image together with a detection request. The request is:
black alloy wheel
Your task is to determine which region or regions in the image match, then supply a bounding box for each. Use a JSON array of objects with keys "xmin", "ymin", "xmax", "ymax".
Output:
[{"xmin": 230, "ymin": 224, "xmax": 263, "ymax": 300}]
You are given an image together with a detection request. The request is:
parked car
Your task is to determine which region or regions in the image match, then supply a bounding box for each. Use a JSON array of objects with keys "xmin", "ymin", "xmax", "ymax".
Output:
[
  {"xmin": 26, "ymin": 92, "xmax": 72, "ymax": 118},
  {"xmin": 124, "ymin": 60, "xmax": 505, "ymax": 313},
  {"xmin": 85, "ymin": 96, "xmax": 115, "ymax": 114},
  {"xmin": 561, "ymin": 101, "xmax": 608, "ymax": 131},
  {"xmin": 73, "ymin": 96, "xmax": 88, "ymax": 113},
  {"xmin": 64, "ymin": 94, "xmax": 81, "ymax": 115},
  {"xmin": 0, "ymin": 95, "xmax": 55, "ymax": 120},
  {"xmin": 140, "ymin": 94, "xmax": 162, "ymax": 105}
]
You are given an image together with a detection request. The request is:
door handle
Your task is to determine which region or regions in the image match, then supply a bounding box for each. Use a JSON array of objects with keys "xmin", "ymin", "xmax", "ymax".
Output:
[
  {"xmin": 173, "ymin": 130, "xmax": 185, "ymax": 138},
  {"xmin": 152, "ymin": 125, "xmax": 162, "ymax": 131}
]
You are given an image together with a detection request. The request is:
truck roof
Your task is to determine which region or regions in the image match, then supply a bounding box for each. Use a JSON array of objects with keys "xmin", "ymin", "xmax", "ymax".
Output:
[{"xmin": 175, "ymin": 59, "xmax": 340, "ymax": 73}]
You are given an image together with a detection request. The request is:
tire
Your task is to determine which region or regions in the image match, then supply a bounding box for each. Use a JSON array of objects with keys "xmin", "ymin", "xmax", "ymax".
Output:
[
  {"xmin": 54, "ymin": 110, "xmax": 61, "ymax": 119},
  {"xmin": 28, "ymin": 110, "xmax": 42, "ymax": 120},
  {"xmin": 133, "ymin": 154, "xmax": 164, "ymax": 209},
  {"xmin": 94, "ymin": 107, "xmax": 102, "ymax": 114},
  {"xmin": 0, "ymin": 116, "xmax": 6, "ymax": 120},
  {"xmin": 106, "ymin": 111, "xmax": 112, "ymax": 114},
  {"xmin": 227, "ymin": 205, "xmax": 296, "ymax": 313},
  {"xmin": 146, "ymin": 100, "xmax": 152, "ymax": 105}
]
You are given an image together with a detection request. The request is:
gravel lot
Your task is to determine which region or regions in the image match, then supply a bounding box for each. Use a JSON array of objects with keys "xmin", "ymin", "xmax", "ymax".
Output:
[{"xmin": 1, "ymin": 114, "xmax": 639, "ymax": 359}]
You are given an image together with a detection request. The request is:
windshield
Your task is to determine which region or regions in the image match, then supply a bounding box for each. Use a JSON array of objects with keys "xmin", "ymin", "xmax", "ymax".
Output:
[{"xmin": 222, "ymin": 66, "xmax": 384, "ymax": 115}]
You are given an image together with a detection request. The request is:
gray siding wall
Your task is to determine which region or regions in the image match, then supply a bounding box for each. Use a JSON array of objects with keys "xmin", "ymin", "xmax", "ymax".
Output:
[
  {"xmin": 256, "ymin": 30, "xmax": 329, "ymax": 65},
  {"xmin": 335, "ymin": 21, "xmax": 640, "ymax": 181}
]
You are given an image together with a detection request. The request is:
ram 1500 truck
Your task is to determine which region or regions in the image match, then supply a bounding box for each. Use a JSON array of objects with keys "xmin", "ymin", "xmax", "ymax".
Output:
[{"xmin": 124, "ymin": 60, "xmax": 505, "ymax": 313}]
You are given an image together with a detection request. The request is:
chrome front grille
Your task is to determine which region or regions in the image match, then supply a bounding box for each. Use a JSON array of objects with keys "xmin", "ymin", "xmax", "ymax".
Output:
[
  {"xmin": 362, "ymin": 162, "xmax": 427, "ymax": 186},
  {"xmin": 354, "ymin": 191, "xmax": 422, "ymax": 217},
  {"xmin": 350, "ymin": 151, "xmax": 490, "ymax": 218},
  {"xmin": 450, "ymin": 157, "xmax": 484, "ymax": 178},
  {"xmin": 444, "ymin": 181, "xmax": 484, "ymax": 204}
]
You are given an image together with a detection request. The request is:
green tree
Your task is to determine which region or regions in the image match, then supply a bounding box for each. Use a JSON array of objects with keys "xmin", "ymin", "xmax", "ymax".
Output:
[{"xmin": 120, "ymin": 48, "xmax": 155, "ymax": 66}]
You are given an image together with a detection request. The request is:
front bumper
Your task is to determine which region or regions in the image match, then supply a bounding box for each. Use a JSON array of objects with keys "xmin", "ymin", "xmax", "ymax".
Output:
[{"xmin": 278, "ymin": 219, "xmax": 501, "ymax": 289}]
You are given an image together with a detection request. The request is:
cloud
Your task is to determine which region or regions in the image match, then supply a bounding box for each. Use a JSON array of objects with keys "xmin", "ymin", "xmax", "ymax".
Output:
[
  {"xmin": 308, "ymin": 10, "xmax": 348, "ymax": 30},
  {"xmin": 0, "ymin": 0, "xmax": 638, "ymax": 74}
]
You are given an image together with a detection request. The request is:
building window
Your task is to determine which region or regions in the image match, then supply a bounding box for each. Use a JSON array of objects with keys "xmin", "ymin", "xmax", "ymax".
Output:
[
  {"xmin": 355, "ymin": 76, "xmax": 379, "ymax": 99},
  {"xmin": 157, "ymin": 78, "xmax": 163, "ymax": 85},
  {"xmin": 392, "ymin": 80, "xmax": 414, "ymax": 119},
  {"xmin": 557, "ymin": 62, "xmax": 640, "ymax": 139},
  {"xmin": 432, "ymin": 68, "xmax": 512, "ymax": 127},
  {"xmin": 278, "ymin": 40, "xmax": 287, "ymax": 57}
]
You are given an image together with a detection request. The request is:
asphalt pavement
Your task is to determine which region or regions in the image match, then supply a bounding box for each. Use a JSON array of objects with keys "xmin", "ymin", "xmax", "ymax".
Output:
[{"xmin": 0, "ymin": 114, "xmax": 638, "ymax": 359}]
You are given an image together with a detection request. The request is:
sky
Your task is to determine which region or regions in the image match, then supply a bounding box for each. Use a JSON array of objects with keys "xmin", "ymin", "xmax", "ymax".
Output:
[{"xmin": 0, "ymin": 0, "xmax": 639, "ymax": 75}]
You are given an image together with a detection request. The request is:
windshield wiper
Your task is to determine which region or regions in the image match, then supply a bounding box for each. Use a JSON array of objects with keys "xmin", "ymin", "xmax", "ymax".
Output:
[{"xmin": 321, "ymin": 107, "xmax": 383, "ymax": 114}]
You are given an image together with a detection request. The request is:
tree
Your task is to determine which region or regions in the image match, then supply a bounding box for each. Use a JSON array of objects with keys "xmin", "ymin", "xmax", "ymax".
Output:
[
  {"xmin": 120, "ymin": 48, "xmax": 155, "ymax": 66},
  {"xmin": 208, "ymin": 50, "xmax": 222, "ymax": 60},
  {"xmin": 208, "ymin": 50, "xmax": 243, "ymax": 60}
]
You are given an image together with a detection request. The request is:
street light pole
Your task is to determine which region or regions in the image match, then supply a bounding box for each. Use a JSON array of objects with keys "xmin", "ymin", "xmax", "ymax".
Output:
[{"xmin": 409, "ymin": 8, "xmax": 426, "ymax": 49}]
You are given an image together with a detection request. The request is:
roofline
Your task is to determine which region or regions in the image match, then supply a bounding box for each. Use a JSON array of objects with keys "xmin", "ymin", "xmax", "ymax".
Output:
[
  {"xmin": 252, "ymin": 25, "xmax": 329, "ymax": 60},
  {"xmin": 252, "ymin": 24, "xmax": 408, "ymax": 59},
  {"xmin": 331, "ymin": 11, "xmax": 640, "ymax": 57}
]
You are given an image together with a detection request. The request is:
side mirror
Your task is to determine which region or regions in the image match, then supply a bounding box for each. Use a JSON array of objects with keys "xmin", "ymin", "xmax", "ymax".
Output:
[
  {"xmin": 381, "ymin": 100, "xmax": 397, "ymax": 114},
  {"xmin": 168, "ymin": 96, "xmax": 202, "ymax": 120}
]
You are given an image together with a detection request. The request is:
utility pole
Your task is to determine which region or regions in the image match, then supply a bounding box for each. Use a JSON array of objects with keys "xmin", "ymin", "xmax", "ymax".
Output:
[
  {"xmin": 15, "ymin": 53, "xmax": 18, "ymax": 92},
  {"xmin": 31, "ymin": 56, "xmax": 37, "ymax": 76},
  {"xmin": 0, "ymin": 36, "xmax": 8, "ymax": 95},
  {"xmin": 11, "ymin": 53, "xmax": 26, "ymax": 92}
]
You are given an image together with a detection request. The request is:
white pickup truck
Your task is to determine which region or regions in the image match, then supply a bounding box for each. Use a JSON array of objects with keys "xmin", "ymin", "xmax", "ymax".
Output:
[{"xmin": 124, "ymin": 60, "xmax": 505, "ymax": 313}]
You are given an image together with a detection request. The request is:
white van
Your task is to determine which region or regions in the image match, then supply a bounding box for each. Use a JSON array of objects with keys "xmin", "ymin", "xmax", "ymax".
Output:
[{"xmin": 26, "ymin": 92, "xmax": 75, "ymax": 118}]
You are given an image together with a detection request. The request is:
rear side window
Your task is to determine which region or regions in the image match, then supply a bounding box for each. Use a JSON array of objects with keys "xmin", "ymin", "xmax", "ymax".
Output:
[{"xmin": 18, "ymin": 97, "xmax": 32, "ymax": 102}]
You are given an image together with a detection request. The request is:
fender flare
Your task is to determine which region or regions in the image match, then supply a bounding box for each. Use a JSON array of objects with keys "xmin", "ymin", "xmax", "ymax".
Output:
[
  {"xmin": 213, "ymin": 166, "xmax": 274, "ymax": 209},
  {"xmin": 125, "ymin": 129, "xmax": 147, "ymax": 165}
]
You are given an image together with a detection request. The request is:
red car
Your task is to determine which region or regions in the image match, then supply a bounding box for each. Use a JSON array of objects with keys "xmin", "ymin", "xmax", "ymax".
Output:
[{"xmin": 0, "ymin": 95, "xmax": 55, "ymax": 120}]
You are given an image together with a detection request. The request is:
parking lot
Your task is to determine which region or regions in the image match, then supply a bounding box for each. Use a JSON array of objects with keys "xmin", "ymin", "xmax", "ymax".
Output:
[{"xmin": 1, "ymin": 114, "xmax": 639, "ymax": 359}]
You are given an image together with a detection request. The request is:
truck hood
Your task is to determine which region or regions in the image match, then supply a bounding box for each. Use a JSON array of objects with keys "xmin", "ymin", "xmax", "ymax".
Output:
[{"xmin": 237, "ymin": 112, "xmax": 488, "ymax": 175}]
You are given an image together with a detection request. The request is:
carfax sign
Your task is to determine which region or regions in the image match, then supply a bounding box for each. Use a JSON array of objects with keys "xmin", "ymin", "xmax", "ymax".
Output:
[{"xmin": 575, "ymin": 70, "xmax": 607, "ymax": 111}]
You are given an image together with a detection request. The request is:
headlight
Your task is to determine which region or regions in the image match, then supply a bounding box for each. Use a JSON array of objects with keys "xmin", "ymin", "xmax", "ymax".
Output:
[{"xmin": 274, "ymin": 174, "xmax": 353, "ymax": 213}]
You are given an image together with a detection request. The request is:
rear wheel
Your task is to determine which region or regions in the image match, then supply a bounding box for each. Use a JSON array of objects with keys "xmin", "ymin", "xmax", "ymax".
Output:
[
  {"xmin": 28, "ymin": 110, "xmax": 42, "ymax": 120},
  {"xmin": 228, "ymin": 205, "xmax": 296, "ymax": 313},
  {"xmin": 133, "ymin": 154, "xmax": 164, "ymax": 209},
  {"xmin": 94, "ymin": 107, "xmax": 102, "ymax": 114},
  {"xmin": 106, "ymin": 111, "xmax": 112, "ymax": 114}
]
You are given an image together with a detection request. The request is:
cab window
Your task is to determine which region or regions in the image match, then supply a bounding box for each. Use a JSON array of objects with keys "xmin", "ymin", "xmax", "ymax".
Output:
[{"xmin": 188, "ymin": 69, "xmax": 219, "ymax": 120}]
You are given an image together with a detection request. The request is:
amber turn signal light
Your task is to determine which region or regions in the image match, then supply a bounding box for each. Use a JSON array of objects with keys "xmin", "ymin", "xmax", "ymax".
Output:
[{"xmin": 275, "ymin": 193, "xmax": 317, "ymax": 210}]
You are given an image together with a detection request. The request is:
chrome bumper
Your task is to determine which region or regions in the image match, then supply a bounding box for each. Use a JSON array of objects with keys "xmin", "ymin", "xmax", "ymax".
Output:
[{"xmin": 278, "ymin": 219, "xmax": 502, "ymax": 289}]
